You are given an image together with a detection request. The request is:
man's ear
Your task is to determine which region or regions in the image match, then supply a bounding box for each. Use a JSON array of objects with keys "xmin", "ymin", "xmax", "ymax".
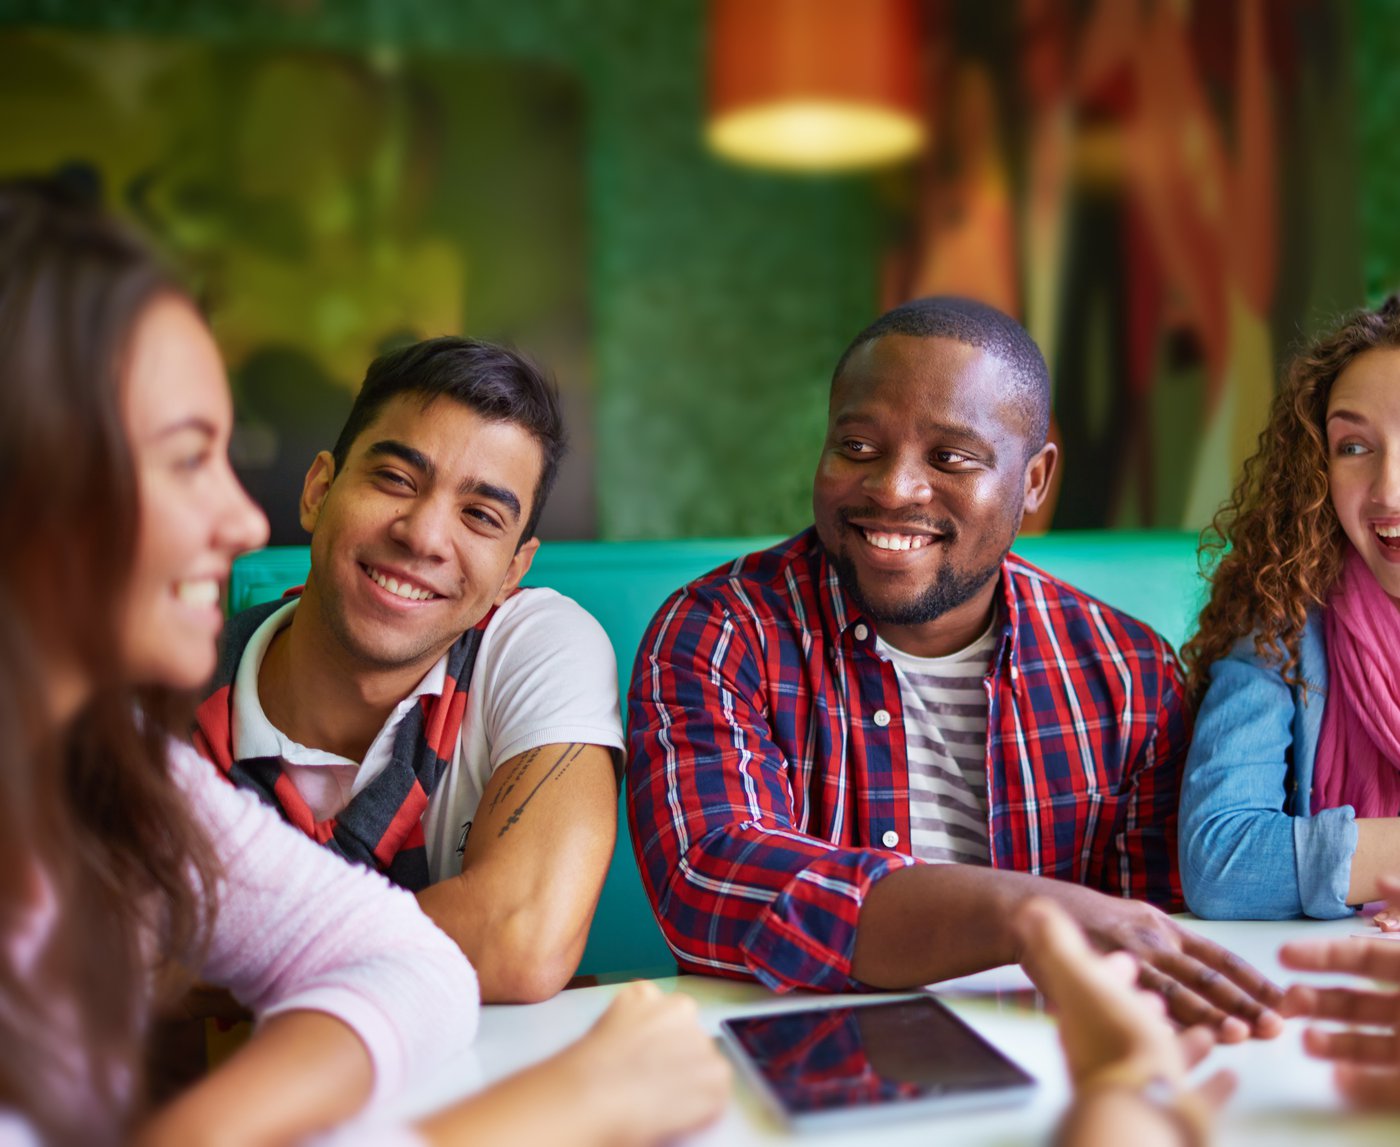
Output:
[
  {"xmin": 1022, "ymin": 442, "xmax": 1059, "ymax": 516},
  {"xmin": 495, "ymin": 535, "xmax": 540, "ymax": 606},
  {"xmin": 299, "ymin": 451, "xmax": 337, "ymax": 535}
]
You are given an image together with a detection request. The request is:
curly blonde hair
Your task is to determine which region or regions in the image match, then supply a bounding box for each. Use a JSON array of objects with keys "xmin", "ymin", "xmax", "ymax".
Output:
[{"xmin": 1182, "ymin": 297, "xmax": 1400, "ymax": 704}]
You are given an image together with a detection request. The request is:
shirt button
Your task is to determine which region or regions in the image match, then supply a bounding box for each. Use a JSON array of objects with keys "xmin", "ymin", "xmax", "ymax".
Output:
[
  {"xmin": 882, "ymin": 830, "xmax": 900, "ymax": 848},
  {"xmin": 853, "ymin": 623, "xmax": 869, "ymax": 641},
  {"xmin": 873, "ymin": 709, "xmax": 891, "ymax": 727}
]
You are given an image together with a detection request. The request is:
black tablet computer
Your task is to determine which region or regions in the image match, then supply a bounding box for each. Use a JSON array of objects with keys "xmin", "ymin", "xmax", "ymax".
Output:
[{"xmin": 721, "ymin": 995, "xmax": 1036, "ymax": 1131}]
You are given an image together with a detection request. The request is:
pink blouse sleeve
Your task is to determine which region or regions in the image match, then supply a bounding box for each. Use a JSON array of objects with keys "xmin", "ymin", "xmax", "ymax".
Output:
[{"xmin": 170, "ymin": 741, "xmax": 479, "ymax": 1108}]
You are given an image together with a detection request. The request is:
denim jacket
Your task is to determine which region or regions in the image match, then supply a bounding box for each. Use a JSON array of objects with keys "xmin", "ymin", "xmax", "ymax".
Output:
[{"xmin": 1179, "ymin": 611, "xmax": 1358, "ymax": 919}]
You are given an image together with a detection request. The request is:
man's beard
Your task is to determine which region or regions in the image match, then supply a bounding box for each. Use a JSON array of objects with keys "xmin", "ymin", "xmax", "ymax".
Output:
[{"xmin": 827, "ymin": 537, "xmax": 1008, "ymax": 627}]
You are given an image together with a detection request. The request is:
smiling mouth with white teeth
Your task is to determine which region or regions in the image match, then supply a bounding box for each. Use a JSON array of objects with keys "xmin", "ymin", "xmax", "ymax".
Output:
[
  {"xmin": 1376, "ymin": 524, "xmax": 1400, "ymax": 550},
  {"xmin": 175, "ymin": 579, "xmax": 221, "ymax": 606},
  {"xmin": 361, "ymin": 563, "xmax": 441, "ymax": 601},
  {"xmin": 860, "ymin": 528, "xmax": 934, "ymax": 552}
]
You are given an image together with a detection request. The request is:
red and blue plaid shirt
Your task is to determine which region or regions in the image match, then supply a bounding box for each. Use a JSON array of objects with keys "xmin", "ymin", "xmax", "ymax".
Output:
[{"xmin": 626, "ymin": 528, "xmax": 1189, "ymax": 994}]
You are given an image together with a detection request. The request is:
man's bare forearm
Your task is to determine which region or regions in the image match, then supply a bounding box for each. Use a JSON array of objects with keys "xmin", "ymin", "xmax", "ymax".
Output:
[
  {"xmin": 853, "ymin": 862, "xmax": 1284, "ymax": 1039},
  {"xmin": 851, "ymin": 864, "xmax": 1049, "ymax": 986},
  {"xmin": 417, "ymin": 741, "xmax": 617, "ymax": 1003}
]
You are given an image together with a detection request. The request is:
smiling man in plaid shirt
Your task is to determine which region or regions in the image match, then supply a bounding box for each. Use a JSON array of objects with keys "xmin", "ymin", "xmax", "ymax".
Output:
[{"xmin": 628, "ymin": 296, "xmax": 1283, "ymax": 1040}]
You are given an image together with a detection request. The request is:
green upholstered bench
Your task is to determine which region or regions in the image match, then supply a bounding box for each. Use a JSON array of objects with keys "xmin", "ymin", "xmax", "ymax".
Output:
[{"xmin": 228, "ymin": 530, "xmax": 1205, "ymax": 978}]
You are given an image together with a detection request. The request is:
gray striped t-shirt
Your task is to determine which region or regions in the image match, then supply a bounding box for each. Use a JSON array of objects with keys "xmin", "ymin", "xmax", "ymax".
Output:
[{"xmin": 875, "ymin": 622, "xmax": 997, "ymax": 865}]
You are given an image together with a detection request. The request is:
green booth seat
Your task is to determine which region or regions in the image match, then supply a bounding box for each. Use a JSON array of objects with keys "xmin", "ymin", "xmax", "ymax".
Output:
[{"xmin": 228, "ymin": 530, "xmax": 1205, "ymax": 979}]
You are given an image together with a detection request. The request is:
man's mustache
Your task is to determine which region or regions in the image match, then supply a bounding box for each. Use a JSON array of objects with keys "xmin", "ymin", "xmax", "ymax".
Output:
[{"xmin": 836, "ymin": 507, "xmax": 957, "ymax": 538}]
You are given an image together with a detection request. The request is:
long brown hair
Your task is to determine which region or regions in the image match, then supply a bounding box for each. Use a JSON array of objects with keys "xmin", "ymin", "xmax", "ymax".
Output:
[
  {"xmin": 0, "ymin": 177, "xmax": 221, "ymax": 1142},
  {"xmin": 1182, "ymin": 297, "xmax": 1400, "ymax": 704}
]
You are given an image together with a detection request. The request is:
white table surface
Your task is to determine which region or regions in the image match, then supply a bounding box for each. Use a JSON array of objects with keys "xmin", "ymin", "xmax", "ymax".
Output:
[{"xmin": 392, "ymin": 916, "xmax": 1400, "ymax": 1144}]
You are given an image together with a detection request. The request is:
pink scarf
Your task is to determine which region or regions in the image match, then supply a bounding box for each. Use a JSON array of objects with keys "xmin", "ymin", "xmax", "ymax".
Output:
[{"xmin": 1314, "ymin": 546, "xmax": 1400, "ymax": 817}]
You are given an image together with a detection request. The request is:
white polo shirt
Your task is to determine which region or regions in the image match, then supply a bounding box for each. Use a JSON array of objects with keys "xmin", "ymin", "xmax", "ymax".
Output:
[{"xmin": 230, "ymin": 588, "xmax": 625, "ymax": 884}]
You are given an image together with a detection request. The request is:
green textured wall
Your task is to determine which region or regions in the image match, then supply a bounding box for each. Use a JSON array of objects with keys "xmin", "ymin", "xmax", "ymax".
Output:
[
  {"xmin": 1358, "ymin": 0, "xmax": 1400, "ymax": 301},
  {"xmin": 0, "ymin": 0, "xmax": 881, "ymax": 539}
]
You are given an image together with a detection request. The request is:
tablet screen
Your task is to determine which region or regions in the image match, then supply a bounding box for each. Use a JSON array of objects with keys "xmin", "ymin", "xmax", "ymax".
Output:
[{"xmin": 722, "ymin": 996, "xmax": 1034, "ymax": 1125}]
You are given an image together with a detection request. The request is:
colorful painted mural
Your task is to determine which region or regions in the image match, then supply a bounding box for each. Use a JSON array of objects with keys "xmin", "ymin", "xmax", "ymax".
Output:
[
  {"xmin": 1, "ymin": 1, "xmax": 1388, "ymax": 540},
  {"xmin": 884, "ymin": 0, "xmax": 1361, "ymax": 531}
]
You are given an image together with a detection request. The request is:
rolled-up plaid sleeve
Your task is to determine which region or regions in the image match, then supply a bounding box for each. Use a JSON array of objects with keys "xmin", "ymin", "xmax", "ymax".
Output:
[{"xmin": 626, "ymin": 586, "xmax": 915, "ymax": 994}]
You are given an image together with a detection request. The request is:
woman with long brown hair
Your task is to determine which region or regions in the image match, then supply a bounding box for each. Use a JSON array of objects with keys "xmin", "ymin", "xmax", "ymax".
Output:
[
  {"xmin": 1179, "ymin": 297, "xmax": 1400, "ymax": 921},
  {"xmin": 0, "ymin": 177, "xmax": 727, "ymax": 1145}
]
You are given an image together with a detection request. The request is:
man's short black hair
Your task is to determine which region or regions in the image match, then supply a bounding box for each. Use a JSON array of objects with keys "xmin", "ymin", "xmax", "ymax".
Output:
[
  {"xmin": 331, "ymin": 336, "xmax": 566, "ymax": 544},
  {"xmin": 832, "ymin": 296, "xmax": 1051, "ymax": 448}
]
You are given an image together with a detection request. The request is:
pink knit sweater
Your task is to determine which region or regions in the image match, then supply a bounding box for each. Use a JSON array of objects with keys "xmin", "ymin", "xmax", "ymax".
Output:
[{"xmin": 2, "ymin": 741, "xmax": 478, "ymax": 1145}]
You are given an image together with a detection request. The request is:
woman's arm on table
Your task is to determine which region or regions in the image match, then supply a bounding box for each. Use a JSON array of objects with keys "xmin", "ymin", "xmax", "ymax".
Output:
[
  {"xmin": 1348, "ymin": 820, "xmax": 1400, "ymax": 908},
  {"xmin": 140, "ymin": 746, "xmax": 479, "ymax": 1147},
  {"xmin": 417, "ymin": 982, "xmax": 729, "ymax": 1147},
  {"xmin": 144, "ymin": 749, "xmax": 726, "ymax": 1147},
  {"xmin": 1180, "ymin": 647, "xmax": 1355, "ymax": 921},
  {"xmin": 134, "ymin": 1011, "xmax": 373, "ymax": 1147}
]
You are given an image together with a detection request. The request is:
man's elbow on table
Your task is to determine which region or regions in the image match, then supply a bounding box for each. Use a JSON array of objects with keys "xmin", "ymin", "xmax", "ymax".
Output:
[
  {"xmin": 461, "ymin": 907, "xmax": 587, "ymax": 1004},
  {"xmin": 417, "ymin": 879, "xmax": 590, "ymax": 1004}
]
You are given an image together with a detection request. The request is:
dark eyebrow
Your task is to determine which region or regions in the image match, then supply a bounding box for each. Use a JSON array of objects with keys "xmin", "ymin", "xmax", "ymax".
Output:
[
  {"xmin": 365, "ymin": 439, "xmax": 433, "ymax": 476},
  {"xmin": 1326, "ymin": 410, "xmax": 1369, "ymax": 427},
  {"xmin": 464, "ymin": 480, "xmax": 522, "ymax": 523},
  {"xmin": 831, "ymin": 411, "xmax": 880, "ymax": 430},
  {"xmin": 831, "ymin": 411, "xmax": 984, "ymax": 440},
  {"xmin": 365, "ymin": 439, "xmax": 522, "ymax": 522}
]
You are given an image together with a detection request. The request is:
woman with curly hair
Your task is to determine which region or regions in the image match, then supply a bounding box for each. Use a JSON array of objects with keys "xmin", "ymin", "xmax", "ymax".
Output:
[{"xmin": 1179, "ymin": 296, "xmax": 1400, "ymax": 921}]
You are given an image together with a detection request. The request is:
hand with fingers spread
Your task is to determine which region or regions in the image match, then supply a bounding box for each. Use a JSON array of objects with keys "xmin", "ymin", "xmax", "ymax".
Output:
[
  {"xmin": 1022, "ymin": 878, "xmax": 1286, "ymax": 1043},
  {"xmin": 1280, "ymin": 876, "xmax": 1400, "ymax": 1110},
  {"xmin": 1016, "ymin": 898, "xmax": 1236, "ymax": 1147}
]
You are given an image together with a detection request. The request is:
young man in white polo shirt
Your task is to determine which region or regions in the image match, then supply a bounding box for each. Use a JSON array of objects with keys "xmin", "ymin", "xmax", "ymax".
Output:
[{"xmin": 196, "ymin": 337, "xmax": 623, "ymax": 1003}]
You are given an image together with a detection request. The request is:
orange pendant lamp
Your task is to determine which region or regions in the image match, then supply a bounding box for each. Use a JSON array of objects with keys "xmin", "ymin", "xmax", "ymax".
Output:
[{"xmin": 707, "ymin": 0, "xmax": 925, "ymax": 173}]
